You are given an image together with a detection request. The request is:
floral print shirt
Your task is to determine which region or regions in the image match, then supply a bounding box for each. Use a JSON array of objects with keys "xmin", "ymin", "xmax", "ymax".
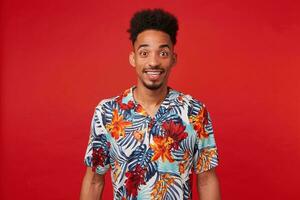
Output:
[{"xmin": 84, "ymin": 86, "xmax": 219, "ymax": 200}]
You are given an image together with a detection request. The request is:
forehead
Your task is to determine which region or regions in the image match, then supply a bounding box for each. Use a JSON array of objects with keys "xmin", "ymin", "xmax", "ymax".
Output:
[{"xmin": 134, "ymin": 30, "xmax": 173, "ymax": 50}]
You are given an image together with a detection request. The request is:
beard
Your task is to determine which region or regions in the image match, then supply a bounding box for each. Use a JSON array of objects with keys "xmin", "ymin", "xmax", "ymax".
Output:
[
  {"xmin": 141, "ymin": 79, "xmax": 164, "ymax": 90},
  {"xmin": 139, "ymin": 66, "xmax": 169, "ymax": 90}
]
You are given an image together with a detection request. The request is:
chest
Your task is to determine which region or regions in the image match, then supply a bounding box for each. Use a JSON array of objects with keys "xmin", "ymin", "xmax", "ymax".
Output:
[{"xmin": 107, "ymin": 107, "xmax": 196, "ymax": 165}]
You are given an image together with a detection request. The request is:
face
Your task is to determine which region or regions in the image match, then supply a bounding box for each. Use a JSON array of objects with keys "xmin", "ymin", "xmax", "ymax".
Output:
[{"xmin": 129, "ymin": 30, "xmax": 177, "ymax": 90}]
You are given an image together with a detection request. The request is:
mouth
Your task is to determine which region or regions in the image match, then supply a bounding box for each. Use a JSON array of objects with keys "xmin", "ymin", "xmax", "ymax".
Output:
[
  {"xmin": 144, "ymin": 69, "xmax": 164, "ymax": 81},
  {"xmin": 144, "ymin": 69, "xmax": 164, "ymax": 73},
  {"xmin": 145, "ymin": 71, "xmax": 163, "ymax": 75}
]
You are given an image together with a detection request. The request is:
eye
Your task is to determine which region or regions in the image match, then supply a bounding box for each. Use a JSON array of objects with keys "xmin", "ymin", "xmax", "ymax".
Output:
[
  {"xmin": 160, "ymin": 51, "xmax": 169, "ymax": 57},
  {"xmin": 139, "ymin": 50, "xmax": 149, "ymax": 57}
]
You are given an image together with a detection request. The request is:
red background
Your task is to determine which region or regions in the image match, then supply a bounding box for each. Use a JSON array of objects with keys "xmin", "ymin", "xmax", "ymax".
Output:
[{"xmin": 1, "ymin": 0, "xmax": 300, "ymax": 199}]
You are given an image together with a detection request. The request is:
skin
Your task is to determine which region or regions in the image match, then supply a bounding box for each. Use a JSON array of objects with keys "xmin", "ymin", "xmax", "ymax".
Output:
[
  {"xmin": 80, "ymin": 167, "xmax": 104, "ymax": 200},
  {"xmin": 197, "ymin": 168, "xmax": 221, "ymax": 200},
  {"xmin": 80, "ymin": 29, "xmax": 221, "ymax": 200},
  {"xmin": 129, "ymin": 30, "xmax": 177, "ymax": 117}
]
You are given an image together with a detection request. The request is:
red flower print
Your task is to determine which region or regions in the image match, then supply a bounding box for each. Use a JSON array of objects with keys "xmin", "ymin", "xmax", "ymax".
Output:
[
  {"xmin": 177, "ymin": 95, "xmax": 184, "ymax": 104},
  {"xmin": 125, "ymin": 164, "xmax": 146, "ymax": 197},
  {"xmin": 150, "ymin": 121, "xmax": 188, "ymax": 163},
  {"xmin": 162, "ymin": 120, "xmax": 188, "ymax": 150},
  {"xmin": 123, "ymin": 88, "xmax": 130, "ymax": 97},
  {"xmin": 116, "ymin": 92, "xmax": 135, "ymax": 111},
  {"xmin": 119, "ymin": 100, "xmax": 135, "ymax": 110},
  {"xmin": 92, "ymin": 147, "xmax": 107, "ymax": 171}
]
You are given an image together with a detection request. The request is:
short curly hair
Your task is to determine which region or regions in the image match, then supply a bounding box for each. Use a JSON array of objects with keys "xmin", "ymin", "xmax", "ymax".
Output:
[{"xmin": 127, "ymin": 8, "xmax": 179, "ymax": 45}]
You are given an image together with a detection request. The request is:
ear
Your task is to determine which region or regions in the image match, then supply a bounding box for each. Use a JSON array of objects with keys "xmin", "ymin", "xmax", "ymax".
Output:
[
  {"xmin": 172, "ymin": 52, "xmax": 177, "ymax": 66},
  {"xmin": 129, "ymin": 51, "xmax": 136, "ymax": 67}
]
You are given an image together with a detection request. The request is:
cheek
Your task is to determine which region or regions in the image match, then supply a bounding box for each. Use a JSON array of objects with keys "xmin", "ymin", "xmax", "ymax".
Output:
[
  {"xmin": 134, "ymin": 64, "xmax": 144, "ymax": 75},
  {"xmin": 135, "ymin": 61, "xmax": 148, "ymax": 72},
  {"xmin": 163, "ymin": 60, "xmax": 175, "ymax": 70}
]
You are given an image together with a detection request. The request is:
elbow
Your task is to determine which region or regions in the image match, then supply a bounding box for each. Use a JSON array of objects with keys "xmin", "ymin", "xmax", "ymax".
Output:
[
  {"xmin": 90, "ymin": 175, "xmax": 105, "ymax": 190},
  {"xmin": 80, "ymin": 168, "xmax": 105, "ymax": 200},
  {"xmin": 197, "ymin": 168, "xmax": 219, "ymax": 187}
]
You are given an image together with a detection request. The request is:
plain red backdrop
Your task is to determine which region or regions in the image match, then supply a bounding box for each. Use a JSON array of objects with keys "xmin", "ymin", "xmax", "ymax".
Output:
[{"xmin": 1, "ymin": 0, "xmax": 300, "ymax": 199}]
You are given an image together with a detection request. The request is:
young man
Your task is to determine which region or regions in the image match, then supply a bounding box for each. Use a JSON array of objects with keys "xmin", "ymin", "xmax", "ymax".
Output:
[{"xmin": 80, "ymin": 9, "xmax": 221, "ymax": 200}]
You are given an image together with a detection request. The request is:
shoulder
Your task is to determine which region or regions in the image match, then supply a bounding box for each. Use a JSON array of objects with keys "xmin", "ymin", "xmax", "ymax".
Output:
[
  {"xmin": 94, "ymin": 87, "xmax": 133, "ymax": 112},
  {"xmin": 91, "ymin": 95, "xmax": 120, "ymax": 126},
  {"xmin": 94, "ymin": 94, "xmax": 120, "ymax": 114},
  {"xmin": 169, "ymin": 88, "xmax": 206, "ymax": 112}
]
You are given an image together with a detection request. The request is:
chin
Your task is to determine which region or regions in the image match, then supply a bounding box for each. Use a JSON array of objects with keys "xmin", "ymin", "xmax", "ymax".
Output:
[{"xmin": 142, "ymin": 81, "xmax": 164, "ymax": 90}]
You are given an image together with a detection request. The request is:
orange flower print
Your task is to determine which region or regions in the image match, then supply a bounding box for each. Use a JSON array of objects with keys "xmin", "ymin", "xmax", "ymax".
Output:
[
  {"xmin": 179, "ymin": 150, "xmax": 190, "ymax": 175},
  {"xmin": 113, "ymin": 161, "xmax": 122, "ymax": 182},
  {"xmin": 150, "ymin": 121, "xmax": 188, "ymax": 163},
  {"xmin": 189, "ymin": 107, "xmax": 209, "ymax": 139},
  {"xmin": 150, "ymin": 136, "xmax": 174, "ymax": 163},
  {"xmin": 106, "ymin": 109, "xmax": 132, "ymax": 140},
  {"xmin": 183, "ymin": 150, "xmax": 190, "ymax": 160},
  {"xmin": 151, "ymin": 174, "xmax": 175, "ymax": 200},
  {"xmin": 133, "ymin": 129, "xmax": 145, "ymax": 142},
  {"xmin": 196, "ymin": 148, "xmax": 217, "ymax": 172},
  {"xmin": 123, "ymin": 88, "xmax": 130, "ymax": 97},
  {"xmin": 135, "ymin": 104, "xmax": 148, "ymax": 116},
  {"xmin": 179, "ymin": 163, "xmax": 185, "ymax": 174}
]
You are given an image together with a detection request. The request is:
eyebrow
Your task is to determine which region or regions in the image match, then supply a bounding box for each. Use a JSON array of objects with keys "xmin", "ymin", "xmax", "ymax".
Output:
[
  {"xmin": 159, "ymin": 44, "xmax": 170, "ymax": 49},
  {"xmin": 137, "ymin": 44, "xmax": 149, "ymax": 50},
  {"xmin": 137, "ymin": 44, "xmax": 171, "ymax": 50}
]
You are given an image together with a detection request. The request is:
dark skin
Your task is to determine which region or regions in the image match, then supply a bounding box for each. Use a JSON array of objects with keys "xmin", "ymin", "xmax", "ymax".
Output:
[
  {"xmin": 80, "ymin": 29, "xmax": 221, "ymax": 200},
  {"xmin": 129, "ymin": 30, "xmax": 177, "ymax": 117}
]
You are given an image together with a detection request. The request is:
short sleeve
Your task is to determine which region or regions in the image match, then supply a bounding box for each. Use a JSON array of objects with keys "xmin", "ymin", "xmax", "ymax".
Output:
[
  {"xmin": 84, "ymin": 103, "xmax": 111, "ymax": 174},
  {"xmin": 190, "ymin": 104, "xmax": 219, "ymax": 174}
]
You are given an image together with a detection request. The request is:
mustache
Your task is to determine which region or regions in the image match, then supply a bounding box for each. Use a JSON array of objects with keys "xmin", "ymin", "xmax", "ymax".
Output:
[{"xmin": 143, "ymin": 66, "xmax": 165, "ymax": 73}]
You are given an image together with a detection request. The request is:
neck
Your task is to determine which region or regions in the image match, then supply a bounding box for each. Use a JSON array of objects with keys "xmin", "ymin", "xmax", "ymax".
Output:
[{"xmin": 133, "ymin": 84, "xmax": 168, "ymax": 107}]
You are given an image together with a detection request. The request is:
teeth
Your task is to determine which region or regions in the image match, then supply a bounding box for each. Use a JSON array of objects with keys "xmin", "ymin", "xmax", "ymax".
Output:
[{"xmin": 146, "ymin": 71, "xmax": 161, "ymax": 75}]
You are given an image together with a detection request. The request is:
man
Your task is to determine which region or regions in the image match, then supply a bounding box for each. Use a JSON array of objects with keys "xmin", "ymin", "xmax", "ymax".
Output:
[{"xmin": 80, "ymin": 8, "xmax": 221, "ymax": 200}]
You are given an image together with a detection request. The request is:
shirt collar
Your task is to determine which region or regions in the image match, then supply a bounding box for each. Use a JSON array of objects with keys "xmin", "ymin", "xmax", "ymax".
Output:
[{"xmin": 120, "ymin": 85, "xmax": 178, "ymax": 111}]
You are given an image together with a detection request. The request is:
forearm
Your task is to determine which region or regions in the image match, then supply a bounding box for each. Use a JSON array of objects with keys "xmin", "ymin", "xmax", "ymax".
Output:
[
  {"xmin": 80, "ymin": 168, "xmax": 105, "ymax": 200},
  {"xmin": 197, "ymin": 169, "xmax": 221, "ymax": 200}
]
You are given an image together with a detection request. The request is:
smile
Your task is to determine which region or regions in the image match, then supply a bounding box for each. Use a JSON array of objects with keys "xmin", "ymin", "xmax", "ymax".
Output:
[
  {"xmin": 144, "ymin": 70, "xmax": 164, "ymax": 81},
  {"xmin": 144, "ymin": 69, "xmax": 164, "ymax": 74},
  {"xmin": 145, "ymin": 71, "xmax": 163, "ymax": 75}
]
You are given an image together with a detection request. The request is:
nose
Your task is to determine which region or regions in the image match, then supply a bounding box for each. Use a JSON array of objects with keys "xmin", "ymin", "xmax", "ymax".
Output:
[{"xmin": 148, "ymin": 53, "xmax": 161, "ymax": 67}]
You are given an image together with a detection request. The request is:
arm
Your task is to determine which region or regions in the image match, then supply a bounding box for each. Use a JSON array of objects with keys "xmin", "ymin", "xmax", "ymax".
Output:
[
  {"xmin": 81, "ymin": 103, "xmax": 111, "ymax": 199},
  {"xmin": 197, "ymin": 168, "xmax": 221, "ymax": 200},
  {"xmin": 80, "ymin": 167, "xmax": 105, "ymax": 200}
]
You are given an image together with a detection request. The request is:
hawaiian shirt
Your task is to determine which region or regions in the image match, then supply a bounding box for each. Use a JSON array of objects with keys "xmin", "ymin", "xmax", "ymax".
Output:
[{"xmin": 84, "ymin": 86, "xmax": 219, "ymax": 200}]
